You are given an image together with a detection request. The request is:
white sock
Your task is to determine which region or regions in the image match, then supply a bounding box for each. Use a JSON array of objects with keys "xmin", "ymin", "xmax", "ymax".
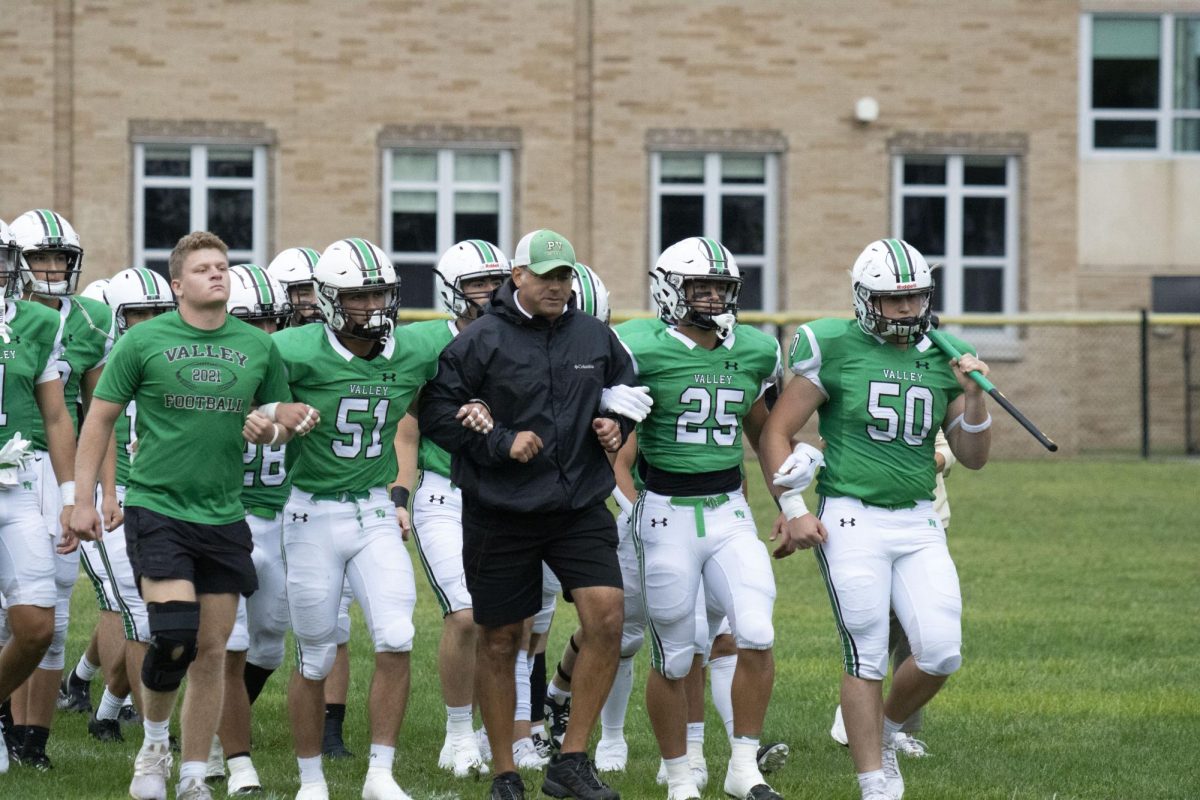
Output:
[
  {"xmin": 599, "ymin": 657, "xmax": 633, "ymax": 740},
  {"xmin": 179, "ymin": 761, "xmax": 206, "ymax": 783},
  {"xmin": 446, "ymin": 704, "xmax": 473, "ymax": 736},
  {"xmin": 686, "ymin": 721, "xmax": 705, "ymax": 744},
  {"xmin": 663, "ymin": 754, "xmax": 691, "ymax": 787},
  {"xmin": 227, "ymin": 755, "xmax": 254, "ymax": 775},
  {"xmin": 368, "ymin": 743, "xmax": 395, "ymax": 772},
  {"xmin": 547, "ymin": 681, "xmax": 571, "ymax": 702},
  {"xmin": 97, "ymin": 688, "xmax": 125, "ymax": 721},
  {"xmin": 729, "ymin": 736, "xmax": 760, "ymax": 773},
  {"xmin": 297, "ymin": 755, "xmax": 324, "ymax": 784},
  {"xmin": 883, "ymin": 716, "xmax": 904, "ymax": 742},
  {"xmin": 75, "ymin": 653, "xmax": 99, "ymax": 681},
  {"xmin": 514, "ymin": 649, "xmax": 531, "ymax": 722},
  {"xmin": 142, "ymin": 717, "xmax": 170, "ymax": 746},
  {"xmin": 708, "ymin": 653, "xmax": 737, "ymax": 739},
  {"xmin": 858, "ymin": 769, "xmax": 887, "ymax": 795}
]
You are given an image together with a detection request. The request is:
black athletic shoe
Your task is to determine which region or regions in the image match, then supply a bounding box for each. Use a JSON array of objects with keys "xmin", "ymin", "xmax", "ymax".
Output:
[
  {"xmin": 541, "ymin": 752, "xmax": 619, "ymax": 800},
  {"xmin": 745, "ymin": 784, "xmax": 783, "ymax": 800},
  {"xmin": 543, "ymin": 696, "xmax": 571, "ymax": 751},
  {"xmin": 118, "ymin": 704, "xmax": 142, "ymax": 725},
  {"xmin": 57, "ymin": 671, "xmax": 92, "ymax": 714},
  {"xmin": 756, "ymin": 742, "xmax": 789, "ymax": 774},
  {"xmin": 87, "ymin": 714, "xmax": 124, "ymax": 743},
  {"xmin": 490, "ymin": 770, "xmax": 526, "ymax": 800},
  {"xmin": 321, "ymin": 732, "xmax": 354, "ymax": 759},
  {"xmin": 16, "ymin": 745, "xmax": 53, "ymax": 771}
]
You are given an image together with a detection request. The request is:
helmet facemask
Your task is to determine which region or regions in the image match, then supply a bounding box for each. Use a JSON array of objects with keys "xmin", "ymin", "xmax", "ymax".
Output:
[
  {"xmin": 283, "ymin": 281, "xmax": 323, "ymax": 325},
  {"xmin": 22, "ymin": 246, "xmax": 83, "ymax": 297},
  {"xmin": 116, "ymin": 300, "xmax": 176, "ymax": 334},
  {"xmin": 228, "ymin": 298, "xmax": 293, "ymax": 331},
  {"xmin": 652, "ymin": 269, "xmax": 741, "ymax": 340},
  {"xmin": 439, "ymin": 268, "xmax": 504, "ymax": 320},
  {"xmin": 852, "ymin": 283, "xmax": 935, "ymax": 344},
  {"xmin": 1, "ymin": 240, "xmax": 21, "ymax": 299},
  {"xmin": 319, "ymin": 282, "xmax": 400, "ymax": 341}
]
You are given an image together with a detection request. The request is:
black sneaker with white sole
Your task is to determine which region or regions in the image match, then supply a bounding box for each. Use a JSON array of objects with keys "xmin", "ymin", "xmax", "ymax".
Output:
[
  {"xmin": 745, "ymin": 784, "xmax": 783, "ymax": 800},
  {"xmin": 756, "ymin": 742, "xmax": 789, "ymax": 774},
  {"xmin": 87, "ymin": 714, "xmax": 124, "ymax": 742},
  {"xmin": 541, "ymin": 752, "xmax": 619, "ymax": 800},
  {"xmin": 57, "ymin": 672, "xmax": 92, "ymax": 714},
  {"xmin": 490, "ymin": 770, "xmax": 526, "ymax": 800}
]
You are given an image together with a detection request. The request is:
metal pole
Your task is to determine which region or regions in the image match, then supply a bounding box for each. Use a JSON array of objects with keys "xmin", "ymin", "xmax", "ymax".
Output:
[{"xmin": 1141, "ymin": 308, "xmax": 1150, "ymax": 459}]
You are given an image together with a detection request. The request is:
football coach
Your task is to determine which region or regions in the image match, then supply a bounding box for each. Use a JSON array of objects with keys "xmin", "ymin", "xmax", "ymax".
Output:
[{"xmin": 419, "ymin": 229, "xmax": 652, "ymax": 800}]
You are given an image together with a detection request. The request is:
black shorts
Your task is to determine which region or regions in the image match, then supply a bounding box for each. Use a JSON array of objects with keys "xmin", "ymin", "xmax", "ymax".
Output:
[
  {"xmin": 461, "ymin": 498, "xmax": 622, "ymax": 627},
  {"xmin": 124, "ymin": 506, "xmax": 258, "ymax": 597}
]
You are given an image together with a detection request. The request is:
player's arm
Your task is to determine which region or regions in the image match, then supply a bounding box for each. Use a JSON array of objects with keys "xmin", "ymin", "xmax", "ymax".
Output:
[
  {"xmin": 943, "ymin": 352, "xmax": 992, "ymax": 470},
  {"xmin": 390, "ymin": 411, "xmax": 419, "ymax": 538},
  {"xmin": 419, "ymin": 340, "xmax": 518, "ymax": 465},
  {"xmin": 83, "ymin": 364, "xmax": 122, "ymax": 531},
  {"xmin": 609, "ymin": 431, "xmax": 638, "ymax": 515},
  {"xmin": 68, "ymin": 397, "xmax": 123, "ymax": 544},
  {"xmin": 37, "ymin": 379, "xmax": 80, "ymax": 550},
  {"xmin": 757, "ymin": 375, "xmax": 828, "ymax": 558},
  {"xmin": 743, "ymin": 395, "xmax": 770, "ymax": 453}
]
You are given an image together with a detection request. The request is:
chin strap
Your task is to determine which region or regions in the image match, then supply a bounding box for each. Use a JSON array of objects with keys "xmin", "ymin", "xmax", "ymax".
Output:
[{"xmin": 712, "ymin": 313, "xmax": 736, "ymax": 340}]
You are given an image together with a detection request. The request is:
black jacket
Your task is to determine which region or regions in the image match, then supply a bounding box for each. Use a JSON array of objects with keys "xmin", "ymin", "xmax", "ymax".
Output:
[{"xmin": 418, "ymin": 280, "xmax": 636, "ymax": 514}]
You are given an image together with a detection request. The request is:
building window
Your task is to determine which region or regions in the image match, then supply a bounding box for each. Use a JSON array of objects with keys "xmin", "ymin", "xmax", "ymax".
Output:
[
  {"xmin": 382, "ymin": 148, "xmax": 513, "ymax": 309},
  {"xmin": 1083, "ymin": 13, "xmax": 1200, "ymax": 154},
  {"xmin": 134, "ymin": 143, "xmax": 268, "ymax": 275},
  {"xmin": 892, "ymin": 154, "xmax": 1018, "ymax": 318},
  {"xmin": 650, "ymin": 152, "xmax": 779, "ymax": 312}
]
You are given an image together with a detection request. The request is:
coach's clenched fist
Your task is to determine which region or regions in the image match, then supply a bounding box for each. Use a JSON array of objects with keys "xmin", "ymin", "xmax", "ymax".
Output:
[{"xmin": 508, "ymin": 430, "xmax": 543, "ymax": 463}]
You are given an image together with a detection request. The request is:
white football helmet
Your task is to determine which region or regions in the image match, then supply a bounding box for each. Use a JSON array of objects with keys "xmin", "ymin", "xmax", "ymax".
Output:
[
  {"xmin": 434, "ymin": 239, "xmax": 509, "ymax": 318},
  {"xmin": 79, "ymin": 278, "xmax": 110, "ymax": 304},
  {"xmin": 267, "ymin": 246, "xmax": 323, "ymax": 324},
  {"xmin": 106, "ymin": 267, "xmax": 176, "ymax": 334},
  {"xmin": 650, "ymin": 237, "xmax": 741, "ymax": 339},
  {"xmin": 571, "ymin": 262, "xmax": 611, "ymax": 324},
  {"xmin": 10, "ymin": 209, "xmax": 84, "ymax": 296},
  {"xmin": 851, "ymin": 238, "xmax": 935, "ymax": 343},
  {"xmin": 314, "ymin": 238, "xmax": 399, "ymax": 340},
  {"xmin": 228, "ymin": 263, "xmax": 292, "ymax": 329},
  {"xmin": 0, "ymin": 219, "xmax": 21, "ymax": 299}
]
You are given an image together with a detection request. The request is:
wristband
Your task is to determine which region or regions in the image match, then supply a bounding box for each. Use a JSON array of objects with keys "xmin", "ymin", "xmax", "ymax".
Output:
[
  {"xmin": 59, "ymin": 481, "xmax": 76, "ymax": 506},
  {"xmin": 390, "ymin": 486, "xmax": 411, "ymax": 508},
  {"xmin": 960, "ymin": 413, "xmax": 992, "ymax": 434},
  {"xmin": 259, "ymin": 402, "xmax": 280, "ymax": 422},
  {"xmin": 778, "ymin": 488, "xmax": 808, "ymax": 520}
]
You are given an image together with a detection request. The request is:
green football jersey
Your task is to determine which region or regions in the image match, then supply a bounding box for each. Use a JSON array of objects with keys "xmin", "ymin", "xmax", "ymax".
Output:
[
  {"xmin": 614, "ymin": 318, "xmax": 780, "ymax": 474},
  {"xmin": 115, "ymin": 400, "xmax": 136, "ymax": 487},
  {"xmin": 407, "ymin": 319, "xmax": 457, "ymax": 479},
  {"xmin": 93, "ymin": 311, "xmax": 291, "ymax": 524},
  {"xmin": 0, "ymin": 299, "xmax": 64, "ymax": 448},
  {"xmin": 30, "ymin": 295, "xmax": 115, "ymax": 449},
  {"xmin": 241, "ymin": 440, "xmax": 289, "ymax": 512},
  {"xmin": 274, "ymin": 324, "xmax": 440, "ymax": 494},
  {"xmin": 788, "ymin": 318, "xmax": 973, "ymax": 508}
]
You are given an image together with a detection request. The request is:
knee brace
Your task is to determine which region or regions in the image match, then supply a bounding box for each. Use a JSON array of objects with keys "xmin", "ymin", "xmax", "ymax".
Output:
[{"xmin": 141, "ymin": 601, "xmax": 200, "ymax": 692}]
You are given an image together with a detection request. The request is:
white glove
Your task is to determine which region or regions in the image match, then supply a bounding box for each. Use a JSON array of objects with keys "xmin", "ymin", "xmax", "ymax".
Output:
[
  {"xmin": 772, "ymin": 441, "xmax": 825, "ymax": 491},
  {"xmin": 0, "ymin": 432, "xmax": 34, "ymax": 487},
  {"xmin": 600, "ymin": 385, "xmax": 654, "ymax": 423}
]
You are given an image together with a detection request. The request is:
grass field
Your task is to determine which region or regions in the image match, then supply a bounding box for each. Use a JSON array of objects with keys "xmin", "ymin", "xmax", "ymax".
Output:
[{"xmin": 2, "ymin": 459, "xmax": 1197, "ymax": 799}]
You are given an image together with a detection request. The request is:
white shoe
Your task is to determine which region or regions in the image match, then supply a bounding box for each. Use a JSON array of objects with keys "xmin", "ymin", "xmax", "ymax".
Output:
[
  {"xmin": 361, "ymin": 766, "xmax": 414, "ymax": 800},
  {"xmin": 513, "ymin": 737, "xmax": 549, "ymax": 769},
  {"xmin": 881, "ymin": 737, "xmax": 904, "ymax": 799},
  {"xmin": 831, "ymin": 704, "xmax": 848, "ymax": 746},
  {"xmin": 862, "ymin": 791, "xmax": 892, "ymax": 800},
  {"xmin": 0, "ymin": 718, "xmax": 8, "ymax": 774},
  {"xmin": 723, "ymin": 763, "xmax": 769, "ymax": 799},
  {"xmin": 296, "ymin": 781, "xmax": 330, "ymax": 800},
  {"xmin": 205, "ymin": 734, "xmax": 225, "ymax": 781},
  {"xmin": 437, "ymin": 733, "xmax": 454, "ymax": 771},
  {"xmin": 667, "ymin": 782, "xmax": 701, "ymax": 800},
  {"xmin": 476, "ymin": 727, "xmax": 492, "ymax": 762},
  {"xmin": 893, "ymin": 732, "xmax": 929, "ymax": 758},
  {"xmin": 687, "ymin": 747, "xmax": 708, "ymax": 791},
  {"xmin": 656, "ymin": 759, "xmax": 668, "ymax": 785},
  {"xmin": 227, "ymin": 755, "xmax": 262, "ymax": 794},
  {"xmin": 595, "ymin": 737, "xmax": 628, "ymax": 772},
  {"xmin": 129, "ymin": 740, "xmax": 173, "ymax": 800},
  {"xmin": 448, "ymin": 731, "xmax": 489, "ymax": 778},
  {"xmin": 176, "ymin": 777, "xmax": 213, "ymax": 800}
]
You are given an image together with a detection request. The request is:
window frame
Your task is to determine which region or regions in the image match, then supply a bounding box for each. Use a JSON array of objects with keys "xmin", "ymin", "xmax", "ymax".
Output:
[
  {"xmin": 649, "ymin": 151, "xmax": 780, "ymax": 313},
  {"xmin": 1081, "ymin": 12, "xmax": 1200, "ymax": 158},
  {"xmin": 133, "ymin": 142, "xmax": 269, "ymax": 272},
  {"xmin": 380, "ymin": 147, "xmax": 514, "ymax": 309},
  {"xmin": 891, "ymin": 152, "xmax": 1021, "ymax": 355}
]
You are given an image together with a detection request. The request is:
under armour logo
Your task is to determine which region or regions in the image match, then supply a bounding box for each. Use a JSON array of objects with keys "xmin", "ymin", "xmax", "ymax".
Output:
[
  {"xmin": 381, "ymin": 372, "xmax": 396, "ymax": 382},
  {"xmin": 429, "ymin": 494, "xmax": 445, "ymax": 504},
  {"xmin": 649, "ymin": 518, "xmax": 668, "ymax": 527},
  {"xmin": 725, "ymin": 361, "xmax": 738, "ymax": 370},
  {"xmin": 291, "ymin": 513, "xmax": 309, "ymax": 522},
  {"xmin": 840, "ymin": 518, "xmax": 856, "ymax": 527},
  {"xmin": 915, "ymin": 361, "xmax": 929, "ymax": 369}
]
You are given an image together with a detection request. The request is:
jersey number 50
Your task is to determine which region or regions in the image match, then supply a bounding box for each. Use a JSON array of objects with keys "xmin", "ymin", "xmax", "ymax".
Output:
[{"xmin": 866, "ymin": 381, "xmax": 933, "ymax": 446}]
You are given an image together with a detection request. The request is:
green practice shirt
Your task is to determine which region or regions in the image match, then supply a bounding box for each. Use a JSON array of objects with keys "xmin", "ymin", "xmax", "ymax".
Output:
[
  {"xmin": 93, "ymin": 311, "xmax": 291, "ymax": 524},
  {"xmin": 0, "ymin": 300, "xmax": 64, "ymax": 447},
  {"xmin": 31, "ymin": 295, "xmax": 115, "ymax": 449}
]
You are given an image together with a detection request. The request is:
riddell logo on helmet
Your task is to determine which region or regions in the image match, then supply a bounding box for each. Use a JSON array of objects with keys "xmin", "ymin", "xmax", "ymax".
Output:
[{"xmin": 895, "ymin": 282, "xmax": 918, "ymax": 290}]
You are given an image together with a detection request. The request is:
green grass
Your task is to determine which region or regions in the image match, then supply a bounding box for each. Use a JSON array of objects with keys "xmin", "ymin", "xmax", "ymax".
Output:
[{"xmin": 3, "ymin": 460, "xmax": 1198, "ymax": 799}]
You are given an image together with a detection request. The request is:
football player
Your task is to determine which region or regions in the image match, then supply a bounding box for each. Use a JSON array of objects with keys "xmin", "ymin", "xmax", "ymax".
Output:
[
  {"xmin": 267, "ymin": 247, "xmax": 323, "ymax": 326},
  {"xmin": 759, "ymin": 238, "xmax": 992, "ymax": 800}
]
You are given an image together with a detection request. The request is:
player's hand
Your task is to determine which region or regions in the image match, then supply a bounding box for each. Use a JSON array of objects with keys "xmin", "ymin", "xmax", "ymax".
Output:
[
  {"xmin": 456, "ymin": 402, "xmax": 493, "ymax": 434},
  {"xmin": 772, "ymin": 442, "xmax": 825, "ymax": 491},
  {"xmin": 396, "ymin": 506, "xmax": 411, "ymax": 541},
  {"xmin": 593, "ymin": 418, "xmax": 622, "ymax": 453},
  {"xmin": 509, "ymin": 431, "xmax": 543, "ymax": 463},
  {"xmin": 243, "ymin": 411, "xmax": 279, "ymax": 445},
  {"xmin": 66, "ymin": 504, "xmax": 102, "ymax": 546},
  {"xmin": 770, "ymin": 512, "xmax": 827, "ymax": 558},
  {"xmin": 277, "ymin": 402, "xmax": 320, "ymax": 436},
  {"xmin": 102, "ymin": 493, "xmax": 124, "ymax": 532},
  {"xmin": 950, "ymin": 353, "xmax": 989, "ymax": 396},
  {"xmin": 599, "ymin": 385, "xmax": 654, "ymax": 423}
]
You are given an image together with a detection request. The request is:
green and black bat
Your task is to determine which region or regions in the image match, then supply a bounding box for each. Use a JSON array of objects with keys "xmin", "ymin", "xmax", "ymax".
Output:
[{"xmin": 926, "ymin": 327, "xmax": 1058, "ymax": 452}]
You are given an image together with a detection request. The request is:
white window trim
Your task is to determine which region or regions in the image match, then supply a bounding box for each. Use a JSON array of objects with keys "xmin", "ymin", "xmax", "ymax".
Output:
[
  {"xmin": 892, "ymin": 154, "xmax": 1021, "ymax": 358},
  {"xmin": 1081, "ymin": 12, "xmax": 1200, "ymax": 159},
  {"xmin": 133, "ymin": 143, "xmax": 268, "ymax": 269},
  {"xmin": 649, "ymin": 152, "xmax": 779, "ymax": 312},
  {"xmin": 380, "ymin": 148, "xmax": 513, "ymax": 308}
]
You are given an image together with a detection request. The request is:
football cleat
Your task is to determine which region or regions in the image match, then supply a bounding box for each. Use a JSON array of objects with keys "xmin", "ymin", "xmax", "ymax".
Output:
[
  {"xmin": 532, "ymin": 729, "xmax": 554, "ymax": 760},
  {"xmin": 830, "ymin": 705, "xmax": 848, "ymax": 746},
  {"xmin": 512, "ymin": 737, "xmax": 549, "ymax": 770},
  {"xmin": 489, "ymin": 771, "xmax": 526, "ymax": 800},
  {"xmin": 205, "ymin": 735, "xmax": 226, "ymax": 782},
  {"xmin": 893, "ymin": 732, "xmax": 930, "ymax": 758},
  {"xmin": 16, "ymin": 743, "xmax": 52, "ymax": 771},
  {"xmin": 176, "ymin": 777, "xmax": 214, "ymax": 800},
  {"xmin": 544, "ymin": 695, "xmax": 572, "ymax": 751},
  {"xmin": 476, "ymin": 727, "xmax": 493, "ymax": 762},
  {"xmin": 445, "ymin": 731, "xmax": 488, "ymax": 778},
  {"xmin": 541, "ymin": 752, "xmax": 619, "ymax": 800},
  {"xmin": 87, "ymin": 713, "xmax": 124, "ymax": 742},
  {"xmin": 594, "ymin": 737, "xmax": 628, "ymax": 772},
  {"xmin": 881, "ymin": 736, "xmax": 904, "ymax": 799},
  {"xmin": 57, "ymin": 671, "xmax": 93, "ymax": 714},
  {"xmin": 295, "ymin": 781, "xmax": 330, "ymax": 800},
  {"xmin": 756, "ymin": 741, "xmax": 789, "ymax": 774},
  {"xmin": 129, "ymin": 740, "xmax": 172, "ymax": 800},
  {"xmin": 361, "ymin": 767, "xmax": 414, "ymax": 800},
  {"xmin": 227, "ymin": 755, "xmax": 263, "ymax": 795},
  {"xmin": 744, "ymin": 785, "xmax": 784, "ymax": 800}
]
